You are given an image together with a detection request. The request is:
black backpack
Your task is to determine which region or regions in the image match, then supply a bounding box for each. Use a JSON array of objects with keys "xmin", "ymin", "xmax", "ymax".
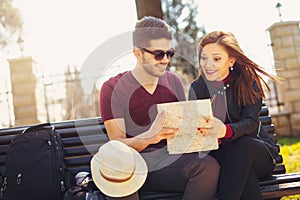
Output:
[{"xmin": 0, "ymin": 123, "xmax": 67, "ymax": 200}]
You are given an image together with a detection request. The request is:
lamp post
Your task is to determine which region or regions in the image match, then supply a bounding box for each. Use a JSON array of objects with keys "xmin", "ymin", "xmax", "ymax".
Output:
[{"xmin": 275, "ymin": 2, "xmax": 283, "ymax": 22}]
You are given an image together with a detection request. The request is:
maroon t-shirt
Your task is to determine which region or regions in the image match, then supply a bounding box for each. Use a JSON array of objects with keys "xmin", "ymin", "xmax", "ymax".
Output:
[{"xmin": 100, "ymin": 71, "xmax": 186, "ymax": 148}]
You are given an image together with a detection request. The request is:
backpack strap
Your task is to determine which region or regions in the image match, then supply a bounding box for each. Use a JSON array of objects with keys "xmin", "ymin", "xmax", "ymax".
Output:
[{"xmin": 22, "ymin": 123, "xmax": 54, "ymax": 134}]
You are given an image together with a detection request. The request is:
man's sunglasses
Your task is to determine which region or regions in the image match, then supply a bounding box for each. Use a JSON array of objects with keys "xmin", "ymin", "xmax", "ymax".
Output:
[{"xmin": 140, "ymin": 48, "xmax": 176, "ymax": 61}]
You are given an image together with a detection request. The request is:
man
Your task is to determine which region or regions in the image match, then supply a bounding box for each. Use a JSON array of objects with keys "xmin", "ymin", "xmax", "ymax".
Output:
[{"xmin": 100, "ymin": 16, "xmax": 219, "ymax": 200}]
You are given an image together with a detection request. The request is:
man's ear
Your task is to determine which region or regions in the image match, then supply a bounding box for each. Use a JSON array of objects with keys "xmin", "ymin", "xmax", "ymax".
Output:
[{"xmin": 133, "ymin": 48, "xmax": 142, "ymax": 59}]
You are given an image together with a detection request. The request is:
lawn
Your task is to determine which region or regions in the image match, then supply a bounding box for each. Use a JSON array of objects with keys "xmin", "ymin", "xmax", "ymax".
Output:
[{"xmin": 278, "ymin": 136, "xmax": 300, "ymax": 200}]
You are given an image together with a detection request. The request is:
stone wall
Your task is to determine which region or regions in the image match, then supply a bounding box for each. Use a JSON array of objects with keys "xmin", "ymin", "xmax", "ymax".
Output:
[
  {"xmin": 8, "ymin": 57, "xmax": 47, "ymax": 126},
  {"xmin": 267, "ymin": 21, "xmax": 300, "ymax": 136}
]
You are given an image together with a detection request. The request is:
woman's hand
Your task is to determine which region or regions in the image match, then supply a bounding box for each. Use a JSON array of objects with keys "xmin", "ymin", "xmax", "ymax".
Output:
[{"xmin": 197, "ymin": 116, "xmax": 226, "ymax": 138}]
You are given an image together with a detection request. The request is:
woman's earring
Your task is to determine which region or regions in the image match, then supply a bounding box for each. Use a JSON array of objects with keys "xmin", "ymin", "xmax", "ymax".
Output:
[{"xmin": 230, "ymin": 67, "xmax": 234, "ymax": 71}]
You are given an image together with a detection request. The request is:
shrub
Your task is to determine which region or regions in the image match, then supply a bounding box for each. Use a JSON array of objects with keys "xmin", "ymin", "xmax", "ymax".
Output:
[{"xmin": 278, "ymin": 137, "xmax": 300, "ymax": 200}]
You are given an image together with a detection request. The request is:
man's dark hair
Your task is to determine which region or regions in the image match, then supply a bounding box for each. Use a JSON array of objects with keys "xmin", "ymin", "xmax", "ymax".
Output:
[{"xmin": 133, "ymin": 16, "xmax": 173, "ymax": 48}]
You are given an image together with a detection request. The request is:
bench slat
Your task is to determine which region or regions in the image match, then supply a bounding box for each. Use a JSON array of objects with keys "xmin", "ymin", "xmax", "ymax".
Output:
[
  {"xmin": 260, "ymin": 172, "xmax": 300, "ymax": 186},
  {"xmin": 260, "ymin": 116, "xmax": 272, "ymax": 126},
  {"xmin": 272, "ymin": 164, "xmax": 286, "ymax": 175},
  {"xmin": 64, "ymin": 155, "xmax": 92, "ymax": 166},
  {"xmin": 61, "ymin": 134, "xmax": 108, "ymax": 146},
  {"xmin": 260, "ymin": 106, "xmax": 269, "ymax": 116},
  {"xmin": 261, "ymin": 180, "xmax": 300, "ymax": 199},
  {"xmin": 64, "ymin": 144, "xmax": 100, "ymax": 156}
]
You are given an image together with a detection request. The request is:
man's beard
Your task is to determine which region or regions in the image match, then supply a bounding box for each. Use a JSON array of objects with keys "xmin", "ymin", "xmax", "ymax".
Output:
[{"xmin": 142, "ymin": 57, "xmax": 166, "ymax": 77}]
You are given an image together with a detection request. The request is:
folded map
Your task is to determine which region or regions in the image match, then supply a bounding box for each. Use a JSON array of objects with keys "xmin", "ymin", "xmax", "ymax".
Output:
[{"xmin": 157, "ymin": 99, "xmax": 219, "ymax": 154}]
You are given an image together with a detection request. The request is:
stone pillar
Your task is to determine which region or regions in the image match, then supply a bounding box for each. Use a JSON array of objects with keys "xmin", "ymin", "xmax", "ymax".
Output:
[
  {"xmin": 8, "ymin": 57, "xmax": 47, "ymax": 126},
  {"xmin": 267, "ymin": 21, "xmax": 300, "ymax": 136}
]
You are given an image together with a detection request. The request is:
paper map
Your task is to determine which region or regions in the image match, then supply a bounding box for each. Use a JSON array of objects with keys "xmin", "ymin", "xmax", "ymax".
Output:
[{"xmin": 157, "ymin": 99, "xmax": 219, "ymax": 154}]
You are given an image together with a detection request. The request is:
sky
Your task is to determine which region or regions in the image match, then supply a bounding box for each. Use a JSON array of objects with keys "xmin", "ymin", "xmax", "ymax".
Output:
[{"xmin": 3, "ymin": 0, "xmax": 300, "ymax": 75}]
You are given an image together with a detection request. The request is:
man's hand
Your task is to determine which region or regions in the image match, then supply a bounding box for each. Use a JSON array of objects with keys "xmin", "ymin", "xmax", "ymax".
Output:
[{"xmin": 139, "ymin": 111, "xmax": 179, "ymax": 144}]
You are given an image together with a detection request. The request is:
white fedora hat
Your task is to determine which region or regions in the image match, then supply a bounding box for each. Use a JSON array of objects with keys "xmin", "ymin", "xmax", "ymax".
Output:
[{"xmin": 91, "ymin": 140, "xmax": 148, "ymax": 197}]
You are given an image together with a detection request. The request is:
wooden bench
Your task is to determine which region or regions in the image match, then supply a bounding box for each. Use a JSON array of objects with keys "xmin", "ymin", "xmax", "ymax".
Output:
[{"xmin": 0, "ymin": 106, "xmax": 300, "ymax": 199}]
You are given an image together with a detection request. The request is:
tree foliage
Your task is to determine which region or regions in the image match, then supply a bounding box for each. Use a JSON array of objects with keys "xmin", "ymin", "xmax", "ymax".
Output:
[
  {"xmin": 162, "ymin": 0, "xmax": 205, "ymax": 43},
  {"xmin": 162, "ymin": 0, "xmax": 206, "ymax": 80},
  {"xmin": 0, "ymin": 0, "xmax": 23, "ymax": 51}
]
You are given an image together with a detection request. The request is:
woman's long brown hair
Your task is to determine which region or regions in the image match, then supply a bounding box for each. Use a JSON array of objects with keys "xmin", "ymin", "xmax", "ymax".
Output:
[{"xmin": 198, "ymin": 31, "xmax": 277, "ymax": 106}]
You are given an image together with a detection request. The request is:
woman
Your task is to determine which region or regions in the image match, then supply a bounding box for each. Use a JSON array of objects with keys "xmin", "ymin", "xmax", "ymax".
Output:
[{"xmin": 188, "ymin": 31, "xmax": 279, "ymax": 200}]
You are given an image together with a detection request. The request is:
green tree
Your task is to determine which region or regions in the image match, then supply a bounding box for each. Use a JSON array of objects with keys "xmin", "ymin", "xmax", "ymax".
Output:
[
  {"xmin": 0, "ymin": 0, "xmax": 23, "ymax": 52},
  {"xmin": 162, "ymin": 0, "xmax": 205, "ymax": 80},
  {"xmin": 163, "ymin": 0, "xmax": 205, "ymax": 43}
]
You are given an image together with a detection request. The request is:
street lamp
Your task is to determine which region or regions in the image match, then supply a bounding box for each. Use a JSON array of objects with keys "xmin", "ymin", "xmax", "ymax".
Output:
[{"xmin": 275, "ymin": 2, "xmax": 283, "ymax": 22}]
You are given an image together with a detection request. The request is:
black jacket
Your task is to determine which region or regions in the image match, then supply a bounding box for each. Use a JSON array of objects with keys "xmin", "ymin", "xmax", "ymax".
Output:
[{"xmin": 188, "ymin": 76, "xmax": 279, "ymax": 161}]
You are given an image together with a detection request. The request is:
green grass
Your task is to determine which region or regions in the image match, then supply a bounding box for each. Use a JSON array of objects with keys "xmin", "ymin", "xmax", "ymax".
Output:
[{"xmin": 278, "ymin": 136, "xmax": 300, "ymax": 200}]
